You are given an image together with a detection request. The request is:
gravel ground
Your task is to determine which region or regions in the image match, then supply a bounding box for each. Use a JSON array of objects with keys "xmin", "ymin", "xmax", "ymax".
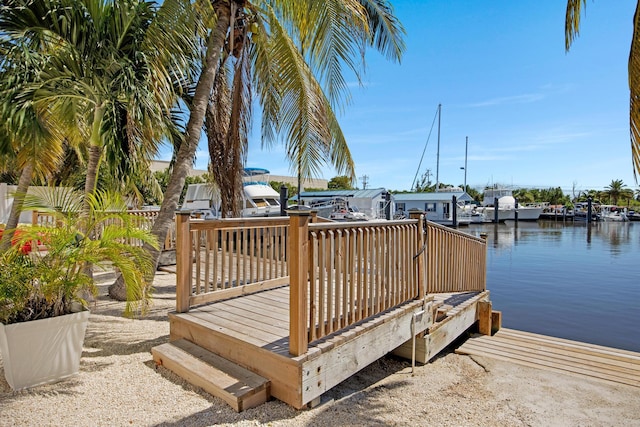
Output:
[{"xmin": 1, "ymin": 271, "xmax": 638, "ymax": 427}]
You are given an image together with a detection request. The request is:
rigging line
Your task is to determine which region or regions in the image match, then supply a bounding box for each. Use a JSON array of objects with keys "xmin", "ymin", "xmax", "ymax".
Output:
[{"xmin": 411, "ymin": 105, "xmax": 440, "ymax": 191}]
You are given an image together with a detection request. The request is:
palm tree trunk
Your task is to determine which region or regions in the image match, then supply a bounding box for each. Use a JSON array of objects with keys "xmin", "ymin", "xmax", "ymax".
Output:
[
  {"xmin": 84, "ymin": 105, "xmax": 106, "ymax": 203},
  {"xmin": 0, "ymin": 162, "xmax": 34, "ymax": 252},
  {"xmin": 108, "ymin": 5, "xmax": 232, "ymax": 301}
]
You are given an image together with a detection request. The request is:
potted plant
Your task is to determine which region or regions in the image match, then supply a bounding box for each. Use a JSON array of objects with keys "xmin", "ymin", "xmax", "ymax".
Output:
[{"xmin": 0, "ymin": 188, "xmax": 158, "ymax": 390}]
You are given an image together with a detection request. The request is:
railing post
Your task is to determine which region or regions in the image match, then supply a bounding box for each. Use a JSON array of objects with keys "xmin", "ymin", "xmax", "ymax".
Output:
[
  {"xmin": 288, "ymin": 209, "xmax": 311, "ymax": 356},
  {"xmin": 176, "ymin": 211, "xmax": 192, "ymax": 313},
  {"xmin": 409, "ymin": 211, "xmax": 426, "ymax": 299}
]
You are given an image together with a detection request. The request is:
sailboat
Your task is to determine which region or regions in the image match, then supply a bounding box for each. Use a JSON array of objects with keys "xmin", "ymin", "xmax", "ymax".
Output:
[{"xmin": 407, "ymin": 104, "xmax": 472, "ymax": 226}]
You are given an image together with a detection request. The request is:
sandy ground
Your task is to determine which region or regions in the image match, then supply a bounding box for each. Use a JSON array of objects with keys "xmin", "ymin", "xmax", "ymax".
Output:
[{"xmin": 1, "ymin": 271, "xmax": 638, "ymax": 427}]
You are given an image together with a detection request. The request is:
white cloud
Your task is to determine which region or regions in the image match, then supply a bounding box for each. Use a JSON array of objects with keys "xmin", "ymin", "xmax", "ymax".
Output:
[{"xmin": 467, "ymin": 93, "xmax": 546, "ymax": 108}]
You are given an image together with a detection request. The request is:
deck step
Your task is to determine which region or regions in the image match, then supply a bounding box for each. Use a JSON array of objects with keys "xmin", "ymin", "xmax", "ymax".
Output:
[
  {"xmin": 151, "ymin": 339, "xmax": 270, "ymax": 411},
  {"xmin": 456, "ymin": 328, "xmax": 640, "ymax": 388}
]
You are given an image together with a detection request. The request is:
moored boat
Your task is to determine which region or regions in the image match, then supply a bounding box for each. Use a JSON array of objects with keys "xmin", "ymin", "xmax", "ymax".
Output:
[
  {"xmin": 597, "ymin": 205, "xmax": 629, "ymax": 222},
  {"xmin": 479, "ymin": 187, "xmax": 542, "ymax": 222}
]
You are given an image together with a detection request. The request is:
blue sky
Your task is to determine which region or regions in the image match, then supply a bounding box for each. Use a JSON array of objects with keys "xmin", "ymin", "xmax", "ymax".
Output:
[{"xmin": 181, "ymin": 0, "xmax": 639, "ymax": 194}]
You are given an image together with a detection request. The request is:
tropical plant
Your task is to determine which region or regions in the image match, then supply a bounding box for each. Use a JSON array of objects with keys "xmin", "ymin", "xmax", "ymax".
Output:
[
  {"xmin": 465, "ymin": 186, "xmax": 482, "ymax": 203},
  {"xmin": 604, "ymin": 179, "xmax": 628, "ymax": 205},
  {"xmin": 328, "ymin": 176, "xmax": 355, "ymax": 190},
  {"xmin": 269, "ymin": 181, "xmax": 296, "ymax": 200},
  {"xmin": 0, "ymin": 188, "xmax": 158, "ymax": 324},
  {"xmin": 413, "ymin": 170, "xmax": 434, "ymax": 192},
  {"xmin": 0, "ymin": 39, "xmax": 69, "ymax": 252},
  {"xmin": 565, "ymin": 0, "xmax": 640, "ymax": 179},
  {"xmin": 512, "ymin": 189, "xmax": 535, "ymax": 204},
  {"xmin": 0, "ymin": 0, "xmax": 200, "ymax": 209},
  {"xmin": 200, "ymin": 1, "xmax": 404, "ymax": 217},
  {"xmin": 143, "ymin": 0, "xmax": 406, "ymax": 290}
]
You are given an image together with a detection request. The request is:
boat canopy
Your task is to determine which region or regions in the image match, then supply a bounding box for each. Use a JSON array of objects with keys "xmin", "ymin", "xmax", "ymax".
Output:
[{"xmin": 243, "ymin": 167, "xmax": 270, "ymax": 176}]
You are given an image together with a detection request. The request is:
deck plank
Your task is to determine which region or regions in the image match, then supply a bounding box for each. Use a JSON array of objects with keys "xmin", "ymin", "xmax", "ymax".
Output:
[
  {"xmin": 197, "ymin": 304, "xmax": 290, "ymax": 336},
  {"xmin": 456, "ymin": 328, "xmax": 640, "ymax": 388},
  {"xmin": 152, "ymin": 339, "xmax": 270, "ymax": 412},
  {"xmin": 221, "ymin": 298, "xmax": 290, "ymax": 323},
  {"xmin": 184, "ymin": 310, "xmax": 285, "ymax": 347}
]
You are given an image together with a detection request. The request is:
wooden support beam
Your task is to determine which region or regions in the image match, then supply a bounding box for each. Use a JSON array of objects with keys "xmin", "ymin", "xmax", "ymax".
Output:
[
  {"xmin": 413, "ymin": 214, "xmax": 426, "ymax": 300},
  {"xmin": 176, "ymin": 212, "xmax": 192, "ymax": 313},
  {"xmin": 289, "ymin": 210, "xmax": 311, "ymax": 356},
  {"xmin": 477, "ymin": 300, "xmax": 492, "ymax": 335},
  {"xmin": 491, "ymin": 310, "xmax": 502, "ymax": 335}
]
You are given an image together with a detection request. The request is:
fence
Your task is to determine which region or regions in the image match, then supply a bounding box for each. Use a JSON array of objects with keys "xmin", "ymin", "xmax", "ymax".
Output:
[
  {"xmin": 173, "ymin": 211, "xmax": 487, "ymax": 356},
  {"xmin": 32, "ymin": 209, "xmax": 175, "ymax": 250}
]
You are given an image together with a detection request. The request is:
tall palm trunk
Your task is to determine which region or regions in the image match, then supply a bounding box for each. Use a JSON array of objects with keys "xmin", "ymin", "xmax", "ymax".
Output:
[
  {"xmin": 108, "ymin": 5, "xmax": 232, "ymax": 300},
  {"xmin": 84, "ymin": 105, "xmax": 106, "ymax": 206},
  {"xmin": 0, "ymin": 161, "xmax": 34, "ymax": 252}
]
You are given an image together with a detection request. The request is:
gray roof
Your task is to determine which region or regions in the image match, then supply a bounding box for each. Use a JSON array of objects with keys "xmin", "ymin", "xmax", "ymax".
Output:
[
  {"xmin": 393, "ymin": 191, "xmax": 473, "ymax": 202},
  {"xmin": 294, "ymin": 187, "xmax": 389, "ymax": 200}
]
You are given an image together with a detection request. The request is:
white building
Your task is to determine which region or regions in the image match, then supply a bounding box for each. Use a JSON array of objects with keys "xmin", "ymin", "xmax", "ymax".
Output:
[
  {"xmin": 393, "ymin": 191, "xmax": 474, "ymax": 225},
  {"xmin": 296, "ymin": 188, "xmax": 393, "ymax": 220}
]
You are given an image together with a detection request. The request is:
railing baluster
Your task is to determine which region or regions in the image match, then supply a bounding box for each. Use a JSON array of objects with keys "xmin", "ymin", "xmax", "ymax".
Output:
[
  {"xmin": 309, "ymin": 231, "xmax": 318, "ymax": 341},
  {"xmin": 174, "ymin": 215, "xmax": 486, "ymax": 346},
  {"xmin": 204, "ymin": 230, "xmax": 211, "ymax": 293},
  {"xmin": 318, "ymin": 230, "xmax": 326, "ymax": 338},
  {"xmin": 341, "ymin": 229, "xmax": 347, "ymax": 328}
]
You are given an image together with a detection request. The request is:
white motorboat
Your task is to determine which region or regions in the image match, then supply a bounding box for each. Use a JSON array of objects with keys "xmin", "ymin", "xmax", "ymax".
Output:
[
  {"xmin": 479, "ymin": 187, "xmax": 542, "ymax": 222},
  {"xmin": 182, "ymin": 168, "xmax": 283, "ymax": 218},
  {"xmin": 598, "ymin": 205, "xmax": 629, "ymax": 222}
]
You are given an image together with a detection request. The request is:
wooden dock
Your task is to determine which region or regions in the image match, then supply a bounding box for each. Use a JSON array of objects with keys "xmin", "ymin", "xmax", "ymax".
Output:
[
  {"xmin": 152, "ymin": 213, "xmax": 492, "ymax": 410},
  {"xmin": 456, "ymin": 328, "xmax": 640, "ymax": 388}
]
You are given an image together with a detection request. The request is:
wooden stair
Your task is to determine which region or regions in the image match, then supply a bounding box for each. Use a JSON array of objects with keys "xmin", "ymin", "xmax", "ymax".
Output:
[
  {"xmin": 151, "ymin": 339, "xmax": 270, "ymax": 412},
  {"xmin": 456, "ymin": 328, "xmax": 640, "ymax": 388}
]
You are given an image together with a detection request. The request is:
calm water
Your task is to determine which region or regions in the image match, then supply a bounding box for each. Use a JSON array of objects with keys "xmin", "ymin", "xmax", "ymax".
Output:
[{"xmin": 465, "ymin": 220, "xmax": 640, "ymax": 352}]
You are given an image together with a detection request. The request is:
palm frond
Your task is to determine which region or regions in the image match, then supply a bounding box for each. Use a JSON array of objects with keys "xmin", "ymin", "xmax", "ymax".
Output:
[
  {"xmin": 630, "ymin": 1, "xmax": 640, "ymax": 180},
  {"xmin": 357, "ymin": 0, "xmax": 406, "ymax": 62},
  {"xmin": 565, "ymin": 0, "xmax": 586, "ymax": 51}
]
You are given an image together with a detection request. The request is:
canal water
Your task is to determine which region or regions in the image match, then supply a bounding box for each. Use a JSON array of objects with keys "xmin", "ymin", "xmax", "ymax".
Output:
[{"xmin": 465, "ymin": 220, "xmax": 640, "ymax": 353}]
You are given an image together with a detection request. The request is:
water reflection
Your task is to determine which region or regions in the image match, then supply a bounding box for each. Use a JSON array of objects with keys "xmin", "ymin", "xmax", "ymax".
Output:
[
  {"xmin": 467, "ymin": 221, "xmax": 635, "ymax": 256},
  {"xmin": 466, "ymin": 220, "xmax": 639, "ymax": 352}
]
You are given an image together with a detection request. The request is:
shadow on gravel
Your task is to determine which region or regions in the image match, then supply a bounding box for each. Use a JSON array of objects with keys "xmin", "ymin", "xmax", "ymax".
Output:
[{"xmin": 149, "ymin": 355, "xmax": 413, "ymax": 427}]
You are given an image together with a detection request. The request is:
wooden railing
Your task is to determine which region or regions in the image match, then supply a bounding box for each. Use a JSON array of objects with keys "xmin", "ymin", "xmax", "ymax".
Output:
[
  {"xmin": 306, "ymin": 220, "xmax": 423, "ymax": 342},
  {"xmin": 175, "ymin": 214, "xmax": 291, "ymax": 312},
  {"xmin": 173, "ymin": 211, "xmax": 487, "ymax": 357},
  {"xmin": 425, "ymin": 221, "xmax": 486, "ymax": 293},
  {"xmin": 32, "ymin": 209, "xmax": 175, "ymax": 250}
]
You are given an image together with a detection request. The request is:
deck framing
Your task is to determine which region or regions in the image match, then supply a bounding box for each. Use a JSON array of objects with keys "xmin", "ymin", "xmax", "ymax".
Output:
[
  {"xmin": 167, "ymin": 285, "xmax": 491, "ymax": 408},
  {"xmin": 168, "ymin": 285, "xmax": 438, "ymax": 408},
  {"xmin": 157, "ymin": 214, "xmax": 491, "ymax": 409}
]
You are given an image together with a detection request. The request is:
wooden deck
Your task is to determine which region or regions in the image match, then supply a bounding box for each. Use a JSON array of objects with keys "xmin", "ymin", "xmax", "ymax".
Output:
[
  {"xmin": 393, "ymin": 290, "xmax": 492, "ymax": 363},
  {"xmin": 456, "ymin": 328, "xmax": 640, "ymax": 388},
  {"xmin": 163, "ymin": 284, "xmax": 438, "ymax": 408},
  {"xmin": 152, "ymin": 213, "xmax": 493, "ymax": 410},
  {"xmin": 154, "ymin": 285, "xmax": 495, "ymax": 408}
]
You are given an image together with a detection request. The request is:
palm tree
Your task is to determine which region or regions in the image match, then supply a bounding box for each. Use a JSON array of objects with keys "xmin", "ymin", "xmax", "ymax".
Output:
[
  {"xmin": 565, "ymin": 0, "xmax": 640, "ymax": 179},
  {"xmin": 604, "ymin": 179, "xmax": 628, "ymax": 205},
  {"xmin": 0, "ymin": 0, "xmax": 200, "ymax": 209},
  {"xmin": 148, "ymin": 0, "xmax": 405, "ymax": 264},
  {"xmin": 0, "ymin": 45, "xmax": 69, "ymax": 251},
  {"xmin": 577, "ymin": 189, "xmax": 601, "ymax": 203},
  {"xmin": 2, "ymin": 0, "xmax": 201, "ymax": 301}
]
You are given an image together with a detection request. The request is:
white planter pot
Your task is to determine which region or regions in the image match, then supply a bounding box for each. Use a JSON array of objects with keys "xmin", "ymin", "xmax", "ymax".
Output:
[{"xmin": 0, "ymin": 310, "xmax": 90, "ymax": 390}]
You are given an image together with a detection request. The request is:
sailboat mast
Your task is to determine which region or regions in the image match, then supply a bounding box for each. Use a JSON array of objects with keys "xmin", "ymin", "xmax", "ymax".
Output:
[{"xmin": 435, "ymin": 103, "xmax": 441, "ymax": 192}]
